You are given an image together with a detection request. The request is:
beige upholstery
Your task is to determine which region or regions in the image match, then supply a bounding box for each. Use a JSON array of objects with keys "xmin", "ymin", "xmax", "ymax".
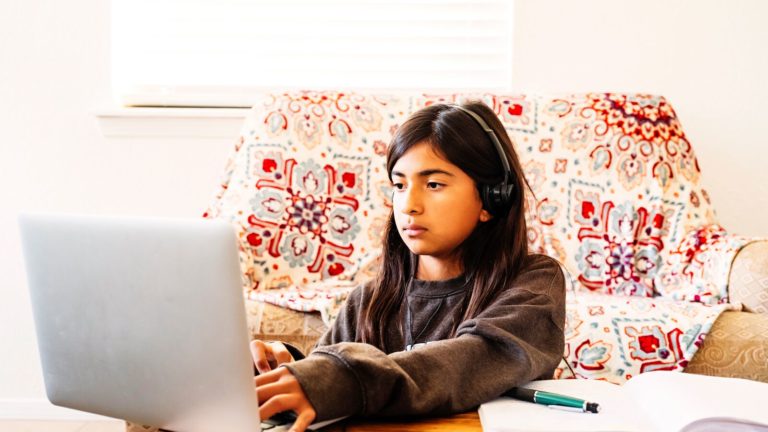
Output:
[
  {"xmin": 245, "ymin": 300, "xmax": 326, "ymax": 355},
  {"xmin": 685, "ymin": 310, "xmax": 768, "ymax": 382},
  {"xmin": 728, "ymin": 240, "xmax": 768, "ymax": 314}
]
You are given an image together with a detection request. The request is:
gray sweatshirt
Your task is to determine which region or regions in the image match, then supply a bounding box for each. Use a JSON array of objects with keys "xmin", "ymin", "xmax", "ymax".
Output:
[{"xmin": 284, "ymin": 254, "xmax": 566, "ymax": 421}]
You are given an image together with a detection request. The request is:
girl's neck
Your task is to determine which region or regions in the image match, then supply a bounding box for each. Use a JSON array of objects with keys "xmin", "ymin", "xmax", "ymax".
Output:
[{"xmin": 415, "ymin": 256, "xmax": 463, "ymax": 281}]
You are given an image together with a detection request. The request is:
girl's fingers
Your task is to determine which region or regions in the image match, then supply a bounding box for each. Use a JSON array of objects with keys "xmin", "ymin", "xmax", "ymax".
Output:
[
  {"xmin": 254, "ymin": 367, "xmax": 283, "ymax": 386},
  {"xmin": 256, "ymin": 380, "xmax": 292, "ymax": 405},
  {"xmin": 258, "ymin": 394, "xmax": 295, "ymax": 423},
  {"xmin": 250, "ymin": 340, "xmax": 273, "ymax": 373},
  {"xmin": 253, "ymin": 367, "xmax": 317, "ymax": 432},
  {"xmin": 268, "ymin": 342, "xmax": 294, "ymax": 365},
  {"xmin": 289, "ymin": 409, "xmax": 316, "ymax": 432}
]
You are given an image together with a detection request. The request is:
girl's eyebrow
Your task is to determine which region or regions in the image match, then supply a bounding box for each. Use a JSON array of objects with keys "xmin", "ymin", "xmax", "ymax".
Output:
[{"xmin": 391, "ymin": 169, "xmax": 455, "ymax": 178}]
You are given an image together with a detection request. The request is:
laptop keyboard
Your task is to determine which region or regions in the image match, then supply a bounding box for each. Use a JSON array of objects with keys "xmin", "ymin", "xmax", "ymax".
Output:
[{"xmin": 260, "ymin": 410, "xmax": 298, "ymax": 430}]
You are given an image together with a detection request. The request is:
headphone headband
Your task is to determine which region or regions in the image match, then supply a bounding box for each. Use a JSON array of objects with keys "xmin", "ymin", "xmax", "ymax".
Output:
[
  {"xmin": 449, "ymin": 104, "xmax": 516, "ymax": 214},
  {"xmin": 451, "ymin": 105, "xmax": 512, "ymax": 184}
]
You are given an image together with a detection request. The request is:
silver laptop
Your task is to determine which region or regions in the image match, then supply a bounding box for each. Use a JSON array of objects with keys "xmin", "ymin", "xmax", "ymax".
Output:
[{"xmin": 18, "ymin": 213, "xmax": 308, "ymax": 431}]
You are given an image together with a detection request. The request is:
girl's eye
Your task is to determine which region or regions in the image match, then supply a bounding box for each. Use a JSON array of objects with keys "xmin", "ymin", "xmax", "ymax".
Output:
[
  {"xmin": 426, "ymin": 182, "xmax": 443, "ymax": 190},
  {"xmin": 392, "ymin": 183, "xmax": 405, "ymax": 191}
]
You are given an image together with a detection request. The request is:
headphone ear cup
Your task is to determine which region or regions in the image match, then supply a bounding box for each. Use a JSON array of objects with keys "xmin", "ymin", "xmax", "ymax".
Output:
[
  {"xmin": 480, "ymin": 184, "xmax": 494, "ymax": 213},
  {"xmin": 481, "ymin": 183, "xmax": 515, "ymax": 214},
  {"xmin": 482, "ymin": 184, "xmax": 503, "ymax": 213},
  {"xmin": 502, "ymin": 183, "xmax": 515, "ymax": 206}
]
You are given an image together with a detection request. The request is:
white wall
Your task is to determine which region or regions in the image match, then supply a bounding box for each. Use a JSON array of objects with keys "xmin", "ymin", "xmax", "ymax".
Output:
[
  {"xmin": 0, "ymin": 0, "xmax": 236, "ymax": 413},
  {"xmin": 1, "ymin": 0, "xmax": 766, "ymax": 417}
]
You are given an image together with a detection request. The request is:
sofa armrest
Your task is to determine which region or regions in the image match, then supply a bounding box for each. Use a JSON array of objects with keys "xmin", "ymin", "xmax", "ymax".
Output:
[
  {"xmin": 657, "ymin": 225, "xmax": 763, "ymax": 305},
  {"xmin": 685, "ymin": 310, "xmax": 768, "ymax": 382},
  {"xmin": 728, "ymin": 240, "xmax": 768, "ymax": 313}
]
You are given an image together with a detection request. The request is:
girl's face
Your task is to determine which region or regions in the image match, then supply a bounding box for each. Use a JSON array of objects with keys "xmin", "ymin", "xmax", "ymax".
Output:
[{"xmin": 390, "ymin": 141, "xmax": 492, "ymax": 267}]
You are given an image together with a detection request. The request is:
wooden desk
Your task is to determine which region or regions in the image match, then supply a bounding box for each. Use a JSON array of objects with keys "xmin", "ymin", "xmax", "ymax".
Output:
[{"xmin": 324, "ymin": 412, "xmax": 481, "ymax": 432}]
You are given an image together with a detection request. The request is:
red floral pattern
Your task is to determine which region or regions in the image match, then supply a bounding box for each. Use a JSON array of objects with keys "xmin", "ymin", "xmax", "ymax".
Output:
[
  {"xmin": 205, "ymin": 91, "xmax": 758, "ymax": 303},
  {"xmin": 206, "ymin": 91, "xmax": 757, "ymax": 304},
  {"xmin": 205, "ymin": 92, "xmax": 396, "ymax": 293}
]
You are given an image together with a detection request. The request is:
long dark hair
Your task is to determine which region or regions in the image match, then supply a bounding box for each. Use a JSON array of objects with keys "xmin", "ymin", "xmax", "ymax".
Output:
[{"xmin": 359, "ymin": 101, "xmax": 533, "ymax": 350}]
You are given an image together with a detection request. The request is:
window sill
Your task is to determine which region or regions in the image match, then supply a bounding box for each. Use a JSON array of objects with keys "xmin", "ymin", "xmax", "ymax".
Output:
[{"xmin": 95, "ymin": 107, "xmax": 249, "ymax": 138}]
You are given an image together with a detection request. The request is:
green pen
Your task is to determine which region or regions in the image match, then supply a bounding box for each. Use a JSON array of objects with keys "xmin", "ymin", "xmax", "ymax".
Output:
[{"xmin": 505, "ymin": 387, "xmax": 601, "ymax": 413}]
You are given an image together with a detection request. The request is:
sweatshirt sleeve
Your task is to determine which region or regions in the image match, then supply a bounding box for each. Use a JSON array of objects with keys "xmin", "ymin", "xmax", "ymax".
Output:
[{"xmin": 285, "ymin": 256, "xmax": 566, "ymax": 421}]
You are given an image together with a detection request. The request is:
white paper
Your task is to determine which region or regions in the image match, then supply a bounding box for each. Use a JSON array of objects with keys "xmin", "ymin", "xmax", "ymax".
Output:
[{"xmin": 478, "ymin": 372, "xmax": 768, "ymax": 432}]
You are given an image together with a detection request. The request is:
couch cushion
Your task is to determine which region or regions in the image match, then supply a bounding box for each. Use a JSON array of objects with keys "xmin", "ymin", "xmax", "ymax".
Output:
[{"xmin": 553, "ymin": 291, "xmax": 737, "ymax": 383}]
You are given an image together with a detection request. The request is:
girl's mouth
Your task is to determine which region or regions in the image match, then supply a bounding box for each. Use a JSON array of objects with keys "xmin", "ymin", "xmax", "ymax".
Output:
[
  {"xmin": 403, "ymin": 224, "xmax": 427, "ymax": 236},
  {"xmin": 405, "ymin": 228, "xmax": 426, "ymax": 237}
]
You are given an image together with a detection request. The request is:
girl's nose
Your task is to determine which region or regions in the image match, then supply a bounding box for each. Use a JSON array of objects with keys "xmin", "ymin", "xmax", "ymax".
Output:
[{"xmin": 399, "ymin": 187, "xmax": 423, "ymax": 215}]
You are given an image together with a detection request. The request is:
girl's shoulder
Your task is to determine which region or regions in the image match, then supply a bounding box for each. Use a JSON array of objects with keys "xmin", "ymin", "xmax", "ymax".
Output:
[
  {"xmin": 521, "ymin": 253, "xmax": 565, "ymax": 274},
  {"xmin": 512, "ymin": 253, "xmax": 566, "ymax": 296},
  {"xmin": 344, "ymin": 279, "xmax": 377, "ymax": 308}
]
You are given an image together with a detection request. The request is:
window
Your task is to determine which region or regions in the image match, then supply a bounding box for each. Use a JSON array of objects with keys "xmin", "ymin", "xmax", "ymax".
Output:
[{"xmin": 111, "ymin": 0, "xmax": 515, "ymax": 107}]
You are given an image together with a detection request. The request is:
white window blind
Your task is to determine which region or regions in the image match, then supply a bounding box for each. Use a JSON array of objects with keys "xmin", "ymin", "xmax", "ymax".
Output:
[{"xmin": 111, "ymin": 0, "xmax": 515, "ymax": 107}]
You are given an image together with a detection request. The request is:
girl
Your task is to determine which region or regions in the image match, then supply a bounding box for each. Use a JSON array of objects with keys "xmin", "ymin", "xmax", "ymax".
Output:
[{"xmin": 251, "ymin": 101, "xmax": 566, "ymax": 432}]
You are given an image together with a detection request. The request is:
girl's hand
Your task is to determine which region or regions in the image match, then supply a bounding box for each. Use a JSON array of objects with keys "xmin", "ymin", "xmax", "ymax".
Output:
[
  {"xmin": 255, "ymin": 366, "xmax": 316, "ymax": 432},
  {"xmin": 250, "ymin": 340, "xmax": 294, "ymax": 373}
]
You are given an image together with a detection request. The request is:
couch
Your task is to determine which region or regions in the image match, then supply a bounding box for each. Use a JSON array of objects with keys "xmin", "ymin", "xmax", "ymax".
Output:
[{"xmin": 200, "ymin": 91, "xmax": 768, "ymax": 384}]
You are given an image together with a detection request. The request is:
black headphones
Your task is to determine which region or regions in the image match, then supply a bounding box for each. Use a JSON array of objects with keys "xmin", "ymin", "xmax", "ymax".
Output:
[{"xmin": 450, "ymin": 104, "xmax": 516, "ymax": 214}]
